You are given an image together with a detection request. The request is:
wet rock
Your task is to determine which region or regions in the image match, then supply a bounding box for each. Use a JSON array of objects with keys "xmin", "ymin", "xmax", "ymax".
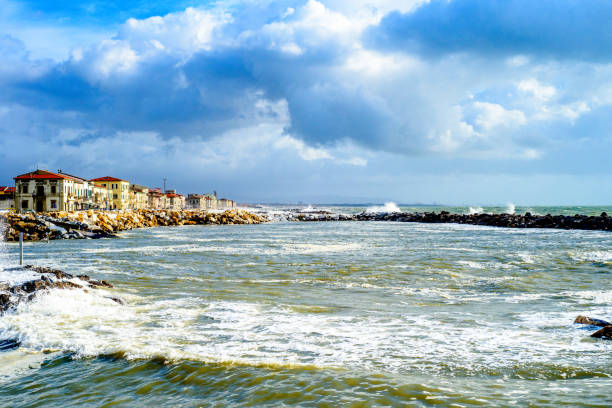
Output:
[
  {"xmin": 107, "ymin": 296, "xmax": 124, "ymax": 305},
  {"xmin": 88, "ymin": 280, "xmax": 113, "ymax": 288},
  {"xmin": 0, "ymin": 338, "xmax": 21, "ymax": 351},
  {"xmin": 1, "ymin": 266, "xmax": 116, "ymax": 313},
  {"xmin": 591, "ymin": 325, "xmax": 612, "ymax": 339},
  {"xmin": 574, "ymin": 315, "xmax": 611, "ymax": 327},
  {"xmin": 0, "ymin": 293, "xmax": 10, "ymax": 308}
]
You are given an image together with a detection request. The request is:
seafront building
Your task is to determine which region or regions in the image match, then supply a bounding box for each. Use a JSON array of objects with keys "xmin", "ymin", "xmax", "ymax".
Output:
[
  {"xmin": 14, "ymin": 170, "xmax": 87, "ymax": 212},
  {"xmin": 0, "ymin": 186, "xmax": 15, "ymax": 210},
  {"xmin": 8, "ymin": 169, "xmax": 233, "ymax": 213},
  {"xmin": 186, "ymin": 193, "xmax": 235, "ymax": 210},
  {"xmin": 90, "ymin": 177, "xmax": 131, "ymax": 210},
  {"xmin": 130, "ymin": 184, "xmax": 149, "ymax": 210},
  {"xmin": 164, "ymin": 190, "xmax": 186, "ymax": 210},
  {"xmin": 147, "ymin": 188, "xmax": 166, "ymax": 210},
  {"xmin": 218, "ymin": 198, "xmax": 236, "ymax": 209}
]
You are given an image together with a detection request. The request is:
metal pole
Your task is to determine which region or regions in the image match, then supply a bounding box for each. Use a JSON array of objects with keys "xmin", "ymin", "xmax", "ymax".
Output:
[{"xmin": 19, "ymin": 232, "xmax": 23, "ymax": 265}]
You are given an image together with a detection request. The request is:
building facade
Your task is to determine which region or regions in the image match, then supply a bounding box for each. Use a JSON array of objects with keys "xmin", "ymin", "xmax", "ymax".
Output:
[
  {"xmin": 218, "ymin": 198, "xmax": 236, "ymax": 209},
  {"xmin": 0, "ymin": 186, "xmax": 15, "ymax": 210},
  {"xmin": 187, "ymin": 194, "xmax": 204, "ymax": 209},
  {"xmin": 147, "ymin": 188, "xmax": 165, "ymax": 209},
  {"xmin": 165, "ymin": 191, "xmax": 185, "ymax": 210},
  {"xmin": 130, "ymin": 185, "xmax": 149, "ymax": 209},
  {"xmin": 90, "ymin": 177, "xmax": 130, "ymax": 210},
  {"xmin": 14, "ymin": 170, "xmax": 83, "ymax": 212},
  {"xmin": 11, "ymin": 170, "xmax": 234, "ymax": 212}
]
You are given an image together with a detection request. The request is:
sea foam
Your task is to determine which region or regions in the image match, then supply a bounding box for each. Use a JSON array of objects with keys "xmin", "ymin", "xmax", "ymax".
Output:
[{"xmin": 365, "ymin": 202, "xmax": 401, "ymax": 214}]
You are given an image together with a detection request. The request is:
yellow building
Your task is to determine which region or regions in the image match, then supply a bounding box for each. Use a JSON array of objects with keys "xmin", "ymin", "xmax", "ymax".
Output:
[{"xmin": 90, "ymin": 177, "xmax": 130, "ymax": 210}]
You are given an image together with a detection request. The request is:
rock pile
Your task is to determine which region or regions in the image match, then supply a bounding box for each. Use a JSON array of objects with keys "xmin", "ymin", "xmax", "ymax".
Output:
[
  {"xmin": 1, "ymin": 265, "xmax": 119, "ymax": 315},
  {"xmin": 287, "ymin": 210, "xmax": 612, "ymax": 232},
  {"xmin": 574, "ymin": 315, "xmax": 612, "ymax": 340},
  {"xmin": 1, "ymin": 209, "xmax": 267, "ymax": 241}
]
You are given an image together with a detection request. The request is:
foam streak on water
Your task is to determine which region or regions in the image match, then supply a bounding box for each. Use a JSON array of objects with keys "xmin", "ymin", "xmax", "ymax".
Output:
[{"xmin": 0, "ymin": 213, "xmax": 611, "ymax": 406}]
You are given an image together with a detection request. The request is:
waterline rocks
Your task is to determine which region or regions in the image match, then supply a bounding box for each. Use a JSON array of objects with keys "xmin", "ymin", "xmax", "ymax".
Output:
[
  {"xmin": 574, "ymin": 316, "xmax": 612, "ymax": 340},
  {"xmin": 573, "ymin": 315, "xmax": 611, "ymax": 327},
  {"xmin": 0, "ymin": 265, "xmax": 118, "ymax": 314},
  {"xmin": 591, "ymin": 326, "xmax": 612, "ymax": 339},
  {"xmin": 1, "ymin": 209, "xmax": 266, "ymax": 241}
]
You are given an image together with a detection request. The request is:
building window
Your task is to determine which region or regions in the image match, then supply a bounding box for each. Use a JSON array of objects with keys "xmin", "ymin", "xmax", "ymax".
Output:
[
  {"xmin": 51, "ymin": 200, "xmax": 57, "ymax": 209},
  {"xmin": 51, "ymin": 185, "xmax": 56, "ymax": 194},
  {"xmin": 21, "ymin": 200, "xmax": 28, "ymax": 209},
  {"xmin": 21, "ymin": 185, "xmax": 28, "ymax": 194},
  {"xmin": 113, "ymin": 194, "xmax": 118, "ymax": 199}
]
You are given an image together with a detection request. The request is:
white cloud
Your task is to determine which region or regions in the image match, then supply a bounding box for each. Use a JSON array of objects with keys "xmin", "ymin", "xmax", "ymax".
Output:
[
  {"xmin": 274, "ymin": 134, "xmax": 333, "ymax": 161},
  {"xmin": 518, "ymin": 78, "xmax": 556, "ymax": 101},
  {"xmin": 119, "ymin": 8, "xmax": 228, "ymax": 56},
  {"xmin": 469, "ymin": 101, "xmax": 527, "ymax": 132}
]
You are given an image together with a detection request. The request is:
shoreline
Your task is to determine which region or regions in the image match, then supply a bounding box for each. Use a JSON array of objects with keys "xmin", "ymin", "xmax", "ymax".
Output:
[
  {"xmin": 1, "ymin": 209, "xmax": 267, "ymax": 241},
  {"xmin": 2, "ymin": 208, "xmax": 612, "ymax": 242}
]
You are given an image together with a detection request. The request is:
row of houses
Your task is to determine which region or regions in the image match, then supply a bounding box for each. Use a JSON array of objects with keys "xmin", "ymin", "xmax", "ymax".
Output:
[{"xmin": 0, "ymin": 169, "xmax": 236, "ymax": 212}]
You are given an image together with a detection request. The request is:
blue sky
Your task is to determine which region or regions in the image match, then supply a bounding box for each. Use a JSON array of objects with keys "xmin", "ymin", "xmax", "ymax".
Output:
[{"xmin": 0, "ymin": 0, "xmax": 611, "ymax": 205}]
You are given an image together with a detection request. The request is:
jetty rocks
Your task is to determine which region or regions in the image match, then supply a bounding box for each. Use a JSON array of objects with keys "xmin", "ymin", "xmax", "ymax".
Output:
[
  {"xmin": 287, "ymin": 210, "xmax": 612, "ymax": 232},
  {"xmin": 1, "ymin": 209, "xmax": 266, "ymax": 242},
  {"xmin": 1, "ymin": 265, "xmax": 118, "ymax": 315},
  {"xmin": 574, "ymin": 315, "xmax": 612, "ymax": 340}
]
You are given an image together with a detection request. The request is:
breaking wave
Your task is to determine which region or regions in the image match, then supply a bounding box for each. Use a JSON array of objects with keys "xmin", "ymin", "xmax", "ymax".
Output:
[
  {"xmin": 365, "ymin": 202, "xmax": 401, "ymax": 214},
  {"xmin": 468, "ymin": 206, "xmax": 484, "ymax": 215}
]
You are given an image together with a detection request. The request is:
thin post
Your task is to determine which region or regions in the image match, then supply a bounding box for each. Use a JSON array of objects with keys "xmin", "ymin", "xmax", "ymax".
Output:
[{"xmin": 19, "ymin": 232, "xmax": 23, "ymax": 265}]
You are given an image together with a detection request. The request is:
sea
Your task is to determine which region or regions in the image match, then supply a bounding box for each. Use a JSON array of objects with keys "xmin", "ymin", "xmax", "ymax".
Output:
[{"xmin": 0, "ymin": 205, "xmax": 611, "ymax": 407}]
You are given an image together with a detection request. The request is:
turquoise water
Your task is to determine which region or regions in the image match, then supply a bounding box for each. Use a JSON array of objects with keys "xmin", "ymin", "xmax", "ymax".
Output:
[{"xmin": 0, "ymin": 207, "xmax": 611, "ymax": 406}]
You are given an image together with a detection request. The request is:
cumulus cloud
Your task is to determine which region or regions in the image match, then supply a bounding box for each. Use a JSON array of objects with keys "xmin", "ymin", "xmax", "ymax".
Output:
[{"xmin": 2, "ymin": 0, "xmax": 612, "ymax": 203}]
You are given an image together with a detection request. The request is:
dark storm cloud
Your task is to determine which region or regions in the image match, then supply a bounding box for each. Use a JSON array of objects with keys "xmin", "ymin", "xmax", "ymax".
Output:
[{"xmin": 367, "ymin": 0, "xmax": 612, "ymax": 61}]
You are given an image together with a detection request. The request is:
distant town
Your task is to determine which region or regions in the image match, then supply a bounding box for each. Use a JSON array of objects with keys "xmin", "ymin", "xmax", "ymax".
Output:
[{"xmin": 0, "ymin": 169, "xmax": 236, "ymax": 212}]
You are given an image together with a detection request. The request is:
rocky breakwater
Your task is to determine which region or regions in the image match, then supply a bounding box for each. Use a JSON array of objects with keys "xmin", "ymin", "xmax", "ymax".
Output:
[
  {"xmin": 0, "ymin": 265, "xmax": 120, "ymax": 351},
  {"xmin": 1, "ymin": 265, "xmax": 119, "ymax": 315},
  {"xmin": 1, "ymin": 209, "xmax": 267, "ymax": 242},
  {"xmin": 288, "ymin": 210, "xmax": 612, "ymax": 232}
]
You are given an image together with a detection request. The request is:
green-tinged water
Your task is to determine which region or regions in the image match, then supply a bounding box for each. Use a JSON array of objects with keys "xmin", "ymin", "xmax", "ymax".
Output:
[{"xmin": 1, "ymin": 206, "xmax": 611, "ymax": 406}]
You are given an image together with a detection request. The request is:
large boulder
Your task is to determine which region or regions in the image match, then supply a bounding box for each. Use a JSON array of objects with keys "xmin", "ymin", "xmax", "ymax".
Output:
[
  {"xmin": 574, "ymin": 315, "xmax": 611, "ymax": 327},
  {"xmin": 591, "ymin": 326, "xmax": 612, "ymax": 339}
]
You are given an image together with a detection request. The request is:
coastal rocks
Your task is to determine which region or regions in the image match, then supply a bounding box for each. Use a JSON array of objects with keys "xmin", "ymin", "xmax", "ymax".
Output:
[
  {"xmin": 591, "ymin": 326, "xmax": 612, "ymax": 339},
  {"xmin": 0, "ymin": 265, "xmax": 120, "ymax": 314},
  {"xmin": 1, "ymin": 209, "xmax": 267, "ymax": 242},
  {"xmin": 282, "ymin": 209, "xmax": 612, "ymax": 232},
  {"xmin": 574, "ymin": 316, "xmax": 612, "ymax": 340},
  {"xmin": 573, "ymin": 315, "xmax": 611, "ymax": 327}
]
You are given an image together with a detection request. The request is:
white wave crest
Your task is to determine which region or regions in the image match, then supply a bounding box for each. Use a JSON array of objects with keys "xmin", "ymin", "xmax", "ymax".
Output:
[
  {"xmin": 468, "ymin": 206, "xmax": 484, "ymax": 215},
  {"xmin": 505, "ymin": 203, "xmax": 516, "ymax": 215},
  {"xmin": 365, "ymin": 202, "xmax": 401, "ymax": 214}
]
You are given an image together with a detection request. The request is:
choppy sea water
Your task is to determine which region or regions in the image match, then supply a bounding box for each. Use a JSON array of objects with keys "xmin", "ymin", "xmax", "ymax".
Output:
[{"xmin": 0, "ymin": 206, "xmax": 611, "ymax": 406}]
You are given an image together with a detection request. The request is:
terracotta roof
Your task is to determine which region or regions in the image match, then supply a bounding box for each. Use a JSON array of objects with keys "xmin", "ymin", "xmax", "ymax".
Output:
[
  {"xmin": 91, "ymin": 176, "xmax": 127, "ymax": 182},
  {"xmin": 14, "ymin": 169, "xmax": 70, "ymax": 180},
  {"xmin": 0, "ymin": 186, "xmax": 15, "ymax": 194},
  {"xmin": 166, "ymin": 193, "xmax": 183, "ymax": 198}
]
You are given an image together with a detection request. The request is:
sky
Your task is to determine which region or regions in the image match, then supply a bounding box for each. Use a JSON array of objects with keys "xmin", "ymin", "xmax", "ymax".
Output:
[{"xmin": 0, "ymin": 0, "xmax": 611, "ymax": 205}]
